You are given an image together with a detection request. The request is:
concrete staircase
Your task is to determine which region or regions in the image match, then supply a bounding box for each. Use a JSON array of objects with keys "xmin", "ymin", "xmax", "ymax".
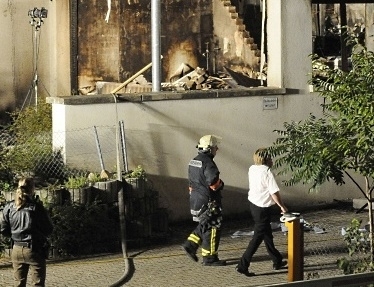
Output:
[{"xmin": 215, "ymin": 0, "xmax": 262, "ymax": 73}]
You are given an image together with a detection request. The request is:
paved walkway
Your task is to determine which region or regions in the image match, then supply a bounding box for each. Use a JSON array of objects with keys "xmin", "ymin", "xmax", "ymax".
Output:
[{"xmin": 0, "ymin": 206, "xmax": 368, "ymax": 286}]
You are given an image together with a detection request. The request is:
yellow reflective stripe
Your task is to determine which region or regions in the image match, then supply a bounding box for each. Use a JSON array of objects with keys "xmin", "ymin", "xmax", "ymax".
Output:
[
  {"xmin": 202, "ymin": 248, "xmax": 210, "ymax": 256},
  {"xmin": 187, "ymin": 234, "xmax": 201, "ymax": 244},
  {"xmin": 201, "ymin": 228, "xmax": 218, "ymax": 256},
  {"xmin": 210, "ymin": 227, "xmax": 217, "ymax": 255}
]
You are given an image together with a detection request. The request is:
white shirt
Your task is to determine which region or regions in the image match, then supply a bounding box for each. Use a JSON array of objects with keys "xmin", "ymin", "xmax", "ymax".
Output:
[{"xmin": 247, "ymin": 164, "xmax": 279, "ymax": 207}]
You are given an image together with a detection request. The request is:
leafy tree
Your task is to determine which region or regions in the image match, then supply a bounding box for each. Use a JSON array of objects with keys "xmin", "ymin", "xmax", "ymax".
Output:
[
  {"xmin": 2, "ymin": 101, "xmax": 66, "ymax": 181},
  {"xmin": 266, "ymin": 43, "xmax": 374, "ymax": 262}
]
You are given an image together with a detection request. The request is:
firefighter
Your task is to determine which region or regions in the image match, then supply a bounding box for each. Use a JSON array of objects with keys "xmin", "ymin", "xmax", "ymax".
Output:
[{"xmin": 182, "ymin": 135, "xmax": 226, "ymax": 266}]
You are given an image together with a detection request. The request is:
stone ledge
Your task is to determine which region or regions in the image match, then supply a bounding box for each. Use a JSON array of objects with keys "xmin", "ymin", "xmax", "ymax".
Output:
[
  {"xmin": 353, "ymin": 198, "xmax": 371, "ymax": 210},
  {"xmin": 46, "ymin": 87, "xmax": 286, "ymax": 106}
]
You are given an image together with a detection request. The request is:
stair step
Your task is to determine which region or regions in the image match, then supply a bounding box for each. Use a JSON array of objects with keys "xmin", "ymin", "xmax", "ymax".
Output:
[
  {"xmin": 250, "ymin": 44, "xmax": 258, "ymax": 50},
  {"xmin": 230, "ymin": 12, "xmax": 238, "ymax": 19},
  {"xmin": 245, "ymin": 37, "xmax": 255, "ymax": 44},
  {"xmin": 242, "ymin": 30, "xmax": 250, "ymax": 38},
  {"xmin": 237, "ymin": 24, "xmax": 246, "ymax": 32},
  {"xmin": 228, "ymin": 6, "xmax": 236, "ymax": 13},
  {"xmin": 236, "ymin": 18, "xmax": 243, "ymax": 25}
]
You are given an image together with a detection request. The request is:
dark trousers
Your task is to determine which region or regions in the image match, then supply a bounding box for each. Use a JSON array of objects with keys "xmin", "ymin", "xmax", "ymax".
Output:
[
  {"xmin": 185, "ymin": 222, "xmax": 221, "ymax": 259},
  {"xmin": 11, "ymin": 245, "xmax": 46, "ymax": 287},
  {"xmin": 239, "ymin": 202, "xmax": 283, "ymax": 269}
]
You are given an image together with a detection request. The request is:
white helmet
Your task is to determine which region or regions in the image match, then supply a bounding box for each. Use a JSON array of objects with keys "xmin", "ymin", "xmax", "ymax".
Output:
[{"xmin": 197, "ymin": 135, "xmax": 222, "ymax": 151}]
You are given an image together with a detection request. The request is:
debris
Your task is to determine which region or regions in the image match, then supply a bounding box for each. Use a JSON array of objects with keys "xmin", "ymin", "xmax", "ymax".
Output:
[
  {"xmin": 224, "ymin": 66, "xmax": 266, "ymax": 87},
  {"xmin": 164, "ymin": 66, "xmax": 233, "ymax": 91},
  {"xmin": 79, "ymin": 85, "xmax": 96, "ymax": 95},
  {"xmin": 231, "ymin": 230, "xmax": 254, "ymax": 238},
  {"xmin": 92, "ymin": 63, "xmax": 248, "ymax": 94},
  {"xmin": 281, "ymin": 218, "xmax": 326, "ymax": 234},
  {"xmin": 169, "ymin": 63, "xmax": 194, "ymax": 82}
]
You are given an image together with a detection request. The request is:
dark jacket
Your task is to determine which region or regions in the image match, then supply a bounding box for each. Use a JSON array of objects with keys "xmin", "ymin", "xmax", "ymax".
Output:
[
  {"xmin": 1, "ymin": 198, "xmax": 53, "ymax": 248},
  {"xmin": 188, "ymin": 151, "xmax": 222, "ymax": 217}
]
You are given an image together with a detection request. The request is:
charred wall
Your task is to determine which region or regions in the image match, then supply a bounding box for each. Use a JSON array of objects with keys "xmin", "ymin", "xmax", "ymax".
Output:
[
  {"xmin": 76, "ymin": 0, "xmax": 213, "ymax": 91},
  {"xmin": 77, "ymin": 0, "xmax": 121, "ymax": 91}
]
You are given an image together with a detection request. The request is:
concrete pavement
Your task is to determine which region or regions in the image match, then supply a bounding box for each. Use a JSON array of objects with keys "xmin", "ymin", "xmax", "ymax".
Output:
[{"xmin": 0, "ymin": 206, "xmax": 368, "ymax": 286}]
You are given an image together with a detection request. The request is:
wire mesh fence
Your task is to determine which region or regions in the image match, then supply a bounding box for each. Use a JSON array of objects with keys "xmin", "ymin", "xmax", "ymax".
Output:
[{"xmin": 0, "ymin": 124, "xmax": 120, "ymax": 184}]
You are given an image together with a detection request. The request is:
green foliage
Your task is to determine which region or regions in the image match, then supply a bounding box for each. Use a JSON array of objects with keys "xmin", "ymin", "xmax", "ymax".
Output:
[
  {"xmin": 268, "ymin": 114, "xmax": 345, "ymax": 192},
  {"xmin": 312, "ymin": 45, "xmax": 374, "ymax": 179},
  {"xmin": 337, "ymin": 219, "xmax": 374, "ymax": 274},
  {"xmin": 0, "ymin": 181, "xmax": 14, "ymax": 193},
  {"xmin": 123, "ymin": 165, "xmax": 146, "ymax": 179},
  {"xmin": 1, "ymin": 102, "xmax": 66, "ymax": 181},
  {"xmin": 9, "ymin": 102, "xmax": 52, "ymax": 138},
  {"xmin": 87, "ymin": 173, "xmax": 103, "ymax": 184},
  {"xmin": 0, "ymin": 193, "xmax": 7, "ymax": 256},
  {"xmin": 64, "ymin": 175, "xmax": 89, "ymax": 189},
  {"xmin": 267, "ymin": 44, "xmax": 374, "ymax": 191},
  {"xmin": 49, "ymin": 204, "xmax": 120, "ymax": 256}
]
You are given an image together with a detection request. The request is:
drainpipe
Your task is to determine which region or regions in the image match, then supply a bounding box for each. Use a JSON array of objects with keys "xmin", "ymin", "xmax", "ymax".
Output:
[{"xmin": 151, "ymin": 0, "xmax": 161, "ymax": 91}]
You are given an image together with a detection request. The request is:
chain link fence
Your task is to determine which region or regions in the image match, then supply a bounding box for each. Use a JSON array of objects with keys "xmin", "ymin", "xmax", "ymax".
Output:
[{"xmin": 0, "ymin": 124, "xmax": 120, "ymax": 185}]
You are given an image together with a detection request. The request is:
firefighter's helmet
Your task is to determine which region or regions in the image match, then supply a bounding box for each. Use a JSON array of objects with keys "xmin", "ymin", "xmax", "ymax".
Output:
[{"xmin": 197, "ymin": 135, "xmax": 222, "ymax": 151}]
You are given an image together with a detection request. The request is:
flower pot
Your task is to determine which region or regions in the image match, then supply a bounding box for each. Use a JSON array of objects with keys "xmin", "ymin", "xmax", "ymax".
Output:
[
  {"xmin": 68, "ymin": 187, "xmax": 96, "ymax": 205},
  {"xmin": 125, "ymin": 178, "xmax": 146, "ymax": 198},
  {"xmin": 92, "ymin": 180, "xmax": 119, "ymax": 203}
]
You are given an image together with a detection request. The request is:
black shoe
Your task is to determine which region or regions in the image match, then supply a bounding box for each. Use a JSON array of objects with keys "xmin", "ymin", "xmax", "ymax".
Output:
[
  {"xmin": 202, "ymin": 256, "xmax": 226, "ymax": 266},
  {"xmin": 273, "ymin": 260, "xmax": 287, "ymax": 270},
  {"xmin": 236, "ymin": 265, "xmax": 255, "ymax": 277},
  {"xmin": 181, "ymin": 245, "xmax": 198, "ymax": 262}
]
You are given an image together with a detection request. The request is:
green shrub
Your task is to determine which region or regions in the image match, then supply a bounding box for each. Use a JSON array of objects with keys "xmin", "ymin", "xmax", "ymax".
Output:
[
  {"xmin": 2, "ymin": 102, "xmax": 67, "ymax": 182},
  {"xmin": 64, "ymin": 175, "xmax": 89, "ymax": 189},
  {"xmin": 337, "ymin": 218, "xmax": 374, "ymax": 274},
  {"xmin": 123, "ymin": 165, "xmax": 146, "ymax": 179},
  {"xmin": 49, "ymin": 203, "xmax": 120, "ymax": 257}
]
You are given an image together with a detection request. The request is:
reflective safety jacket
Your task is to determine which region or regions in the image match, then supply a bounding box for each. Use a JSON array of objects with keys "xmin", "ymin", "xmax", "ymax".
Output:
[{"xmin": 188, "ymin": 151, "xmax": 222, "ymax": 221}]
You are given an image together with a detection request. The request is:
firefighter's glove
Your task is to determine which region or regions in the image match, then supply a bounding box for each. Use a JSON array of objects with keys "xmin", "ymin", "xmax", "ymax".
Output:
[
  {"xmin": 197, "ymin": 204, "xmax": 212, "ymax": 226},
  {"xmin": 215, "ymin": 180, "xmax": 224, "ymax": 192}
]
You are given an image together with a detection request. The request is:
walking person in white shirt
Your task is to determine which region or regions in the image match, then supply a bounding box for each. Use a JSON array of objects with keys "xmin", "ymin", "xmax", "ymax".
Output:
[{"xmin": 236, "ymin": 148, "xmax": 288, "ymax": 276}]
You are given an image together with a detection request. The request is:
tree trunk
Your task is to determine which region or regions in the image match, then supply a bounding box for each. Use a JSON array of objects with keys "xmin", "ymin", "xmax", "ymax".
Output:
[{"xmin": 366, "ymin": 177, "xmax": 374, "ymax": 262}]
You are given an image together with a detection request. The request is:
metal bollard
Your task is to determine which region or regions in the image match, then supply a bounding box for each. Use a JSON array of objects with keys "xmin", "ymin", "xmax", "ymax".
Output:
[{"xmin": 285, "ymin": 217, "xmax": 304, "ymax": 282}]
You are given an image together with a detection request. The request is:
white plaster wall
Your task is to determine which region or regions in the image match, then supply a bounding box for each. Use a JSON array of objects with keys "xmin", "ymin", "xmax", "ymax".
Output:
[
  {"xmin": 267, "ymin": 0, "xmax": 312, "ymax": 91},
  {"xmin": 0, "ymin": 1, "xmax": 15, "ymax": 112},
  {"xmin": 0, "ymin": 0, "xmax": 70, "ymax": 111},
  {"xmin": 50, "ymin": 92, "xmax": 363, "ymax": 221}
]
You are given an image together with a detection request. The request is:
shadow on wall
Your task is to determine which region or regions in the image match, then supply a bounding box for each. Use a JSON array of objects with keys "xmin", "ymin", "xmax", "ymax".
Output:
[
  {"xmin": 0, "ymin": 105, "xmax": 13, "ymax": 126},
  {"xmin": 146, "ymin": 174, "xmax": 250, "ymax": 222}
]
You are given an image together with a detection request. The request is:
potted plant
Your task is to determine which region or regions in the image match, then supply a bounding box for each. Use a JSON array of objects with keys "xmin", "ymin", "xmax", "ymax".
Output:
[
  {"xmin": 123, "ymin": 165, "xmax": 147, "ymax": 198},
  {"xmin": 64, "ymin": 175, "xmax": 94, "ymax": 205},
  {"xmin": 89, "ymin": 171, "xmax": 119, "ymax": 204},
  {"xmin": 0, "ymin": 181, "xmax": 15, "ymax": 202},
  {"xmin": 35, "ymin": 180, "xmax": 69, "ymax": 206}
]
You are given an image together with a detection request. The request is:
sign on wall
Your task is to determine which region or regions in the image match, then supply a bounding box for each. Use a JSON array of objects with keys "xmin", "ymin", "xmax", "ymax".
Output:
[{"xmin": 263, "ymin": 97, "xmax": 278, "ymax": 110}]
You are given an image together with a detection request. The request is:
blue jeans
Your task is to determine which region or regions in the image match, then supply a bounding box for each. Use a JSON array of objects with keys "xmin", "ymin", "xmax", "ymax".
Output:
[{"xmin": 11, "ymin": 245, "xmax": 46, "ymax": 287}]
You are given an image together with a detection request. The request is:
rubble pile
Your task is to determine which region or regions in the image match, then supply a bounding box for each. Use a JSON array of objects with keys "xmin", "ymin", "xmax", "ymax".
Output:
[
  {"xmin": 85, "ymin": 63, "xmax": 266, "ymax": 95},
  {"xmin": 162, "ymin": 66, "xmax": 232, "ymax": 91}
]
